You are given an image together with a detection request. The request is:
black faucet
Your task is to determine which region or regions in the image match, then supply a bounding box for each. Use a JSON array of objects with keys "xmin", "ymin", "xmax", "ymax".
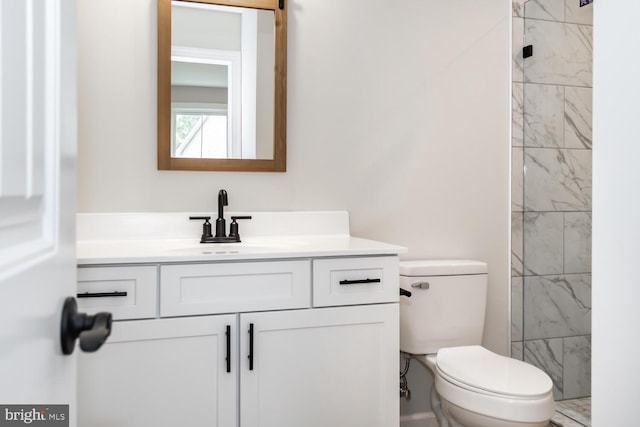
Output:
[
  {"xmin": 189, "ymin": 189, "xmax": 252, "ymax": 243},
  {"xmin": 215, "ymin": 189, "xmax": 229, "ymax": 238}
]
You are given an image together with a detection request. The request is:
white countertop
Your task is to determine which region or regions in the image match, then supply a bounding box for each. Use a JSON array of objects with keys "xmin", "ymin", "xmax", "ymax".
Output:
[{"xmin": 77, "ymin": 211, "xmax": 406, "ymax": 265}]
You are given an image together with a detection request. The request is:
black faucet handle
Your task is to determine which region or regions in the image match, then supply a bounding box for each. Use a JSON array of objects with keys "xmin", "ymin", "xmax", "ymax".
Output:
[
  {"xmin": 189, "ymin": 216, "xmax": 213, "ymax": 241},
  {"xmin": 229, "ymin": 216, "xmax": 252, "ymax": 241}
]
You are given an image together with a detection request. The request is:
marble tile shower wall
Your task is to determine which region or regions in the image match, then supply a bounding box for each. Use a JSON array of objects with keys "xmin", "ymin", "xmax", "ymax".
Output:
[{"xmin": 511, "ymin": 0, "xmax": 592, "ymax": 400}]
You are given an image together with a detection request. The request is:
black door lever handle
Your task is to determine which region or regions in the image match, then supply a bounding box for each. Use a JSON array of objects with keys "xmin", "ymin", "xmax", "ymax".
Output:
[{"xmin": 60, "ymin": 297, "xmax": 112, "ymax": 355}]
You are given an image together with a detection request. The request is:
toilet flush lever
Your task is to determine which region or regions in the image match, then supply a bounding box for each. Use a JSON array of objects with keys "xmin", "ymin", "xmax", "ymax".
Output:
[
  {"xmin": 411, "ymin": 282, "xmax": 430, "ymax": 290},
  {"xmin": 400, "ymin": 288, "xmax": 412, "ymax": 298}
]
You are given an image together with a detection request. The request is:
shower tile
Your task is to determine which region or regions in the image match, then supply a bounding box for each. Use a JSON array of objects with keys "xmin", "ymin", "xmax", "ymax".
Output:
[
  {"xmin": 564, "ymin": 86, "xmax": 592, "ymax": 149},
  {"xmin": 523, "ymin": 274, "xmax": 591, "ymax": 340},
  {"xmin": 512, "ymin": 0, "xmax": 525, "ymax": 17},
  {"xmin": 513, "ymin": 83, "xmax": 524, "ymax": 146},
  {"xmin": 524, "ymin": 0, "xmax": 565, "ymax": 21},
  {"xmin": 512, "ymin": 4, "xmax": 592, "ymax": 407},
  {"xmin": 523, "ymin": 212, "xmax": 563, "ymax": 275},
  {"xmin": 511, "ymin": 341, "xmax": 523, "ymax": 360},
  {"xmin": 556, "ymin": 398, "xmax": 592, "ymax": 426},
  {"xmin": 566, "ymin": 0, "xmax": 593, "ymax": 25},
  {"xmin": 524, "ymin": 148, "xmax": 592, "ymax": 212},
  {"xmin": 512, "ymin": 212, "xmax": 524, "ymax": 276},
  {"xmin": 564, "ymin": 212, "xmax": 591, "ymax": 274},
  {"xmin": 524, "ymin": 338, "xmax": 563, "ymax": 399},
  {"xmin": 524, "ymin": 20, "xmax": 592, "ymax": 87},
  {"xmin": 551, "ymin": 412, "xmax": 586, "ymax": 427},
  {"xmin": 513, "ymin": 18, "xmax": 524, "ymax": 82},
  {"xmin": 563, "ymin": 335, "xmax": 591, "ymax": 399},
  {"xmin": 512, "ymin": 147, "xmax": 524, "ymax": 210},
  {"xmin": 512, "ymin": 276, "xmax": 523, "ymax": 342},
  {"xmin": 524, "ymin": 84, "xmax": 564, "ymax": 148}
]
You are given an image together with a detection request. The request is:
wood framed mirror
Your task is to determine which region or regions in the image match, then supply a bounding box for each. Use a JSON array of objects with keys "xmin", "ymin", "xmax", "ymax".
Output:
[{"xmin": 157, "ymin": 0, "xmax": 286, "ymax": 172}]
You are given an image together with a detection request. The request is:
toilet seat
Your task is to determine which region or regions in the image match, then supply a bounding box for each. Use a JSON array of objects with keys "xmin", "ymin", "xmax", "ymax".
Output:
[
  {"xmin": 436, "ymin": 345, "xmax": 553, "ymax": 398},
  {"xmin": 433, "ymin": 346, "xmax": 555, "ymax": 423}
]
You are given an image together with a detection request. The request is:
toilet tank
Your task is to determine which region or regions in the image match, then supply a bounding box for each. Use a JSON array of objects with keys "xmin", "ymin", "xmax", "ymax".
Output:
[{"xmin": 399, "ymin": 260, "xmax": 488, "ymax": 355}]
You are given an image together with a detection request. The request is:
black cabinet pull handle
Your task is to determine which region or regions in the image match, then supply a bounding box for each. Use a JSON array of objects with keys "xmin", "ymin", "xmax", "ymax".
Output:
[
  {"xmin": 77, "ymin": 291, "xmax": 127, "ymax": 298},
  {"xmin": 248, "ymin": 323, "xmax": 254, "ymax": 371},
  {"xmin": 225, "ymin": 325, "xmax": 231, "ymax": 373},
  {"xmin": 339, "ymin": 278, "xmax": 381, "ymax": 285}
]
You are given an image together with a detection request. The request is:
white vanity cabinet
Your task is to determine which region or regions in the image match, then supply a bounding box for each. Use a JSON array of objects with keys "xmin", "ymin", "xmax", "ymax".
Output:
[
  {"xmin": 159, "ymin": 260, "xmax": 311, "ymax": 316},
  {"xmin": 77, "ymin": 315, "xmax": 237, "ymax": 426},
  {"xmin": 76, "ymin": 265, "xmax": 157, "ymax": 320},
  {"xmin": 76, "ymin": 256, "xmax": 399, "ymax": 427},
  {"xmin": 240, "ymin": 304, "xmax": 398, "ymax": 427}
]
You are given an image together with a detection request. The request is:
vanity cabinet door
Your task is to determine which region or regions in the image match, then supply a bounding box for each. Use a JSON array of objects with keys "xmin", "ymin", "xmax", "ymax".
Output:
[
  {"xmin": 239, "ymin": 304, "xmax": 399, "ymax": 427},
  {"xmin": 78, "ymin": 315, "xmax": 237, "ymax": 427}
]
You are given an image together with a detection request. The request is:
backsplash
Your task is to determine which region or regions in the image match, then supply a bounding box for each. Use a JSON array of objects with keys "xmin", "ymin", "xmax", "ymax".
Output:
[
  {"xmin": 511, "ymin": 0, "xmax": 592, "ymax": 400},
  {"xmin": 76, "ymin": 211, "xmax": 351, "ymax": 241}
]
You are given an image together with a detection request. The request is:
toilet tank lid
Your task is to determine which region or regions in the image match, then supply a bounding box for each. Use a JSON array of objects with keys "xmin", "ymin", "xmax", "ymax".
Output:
[{"xmin": 399, "ymin": 260, "xmax": 487, "ymax": 276}]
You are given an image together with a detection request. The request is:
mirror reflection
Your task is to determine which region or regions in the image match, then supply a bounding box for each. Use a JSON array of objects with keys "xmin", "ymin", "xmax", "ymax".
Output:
[
  {"xmin": 171, "ymin": 1, "xmax": 274, "ymax": 160},
  {"xmin": 157, "ymin": 0, "xmax": 287, "ymax": 172}
]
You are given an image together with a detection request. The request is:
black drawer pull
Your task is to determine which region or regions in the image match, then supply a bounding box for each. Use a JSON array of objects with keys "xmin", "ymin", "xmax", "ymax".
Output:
[
  {"xmin": 77, "ymin": 291, "xmax": 128, "ymax": 298},
  {"xmin": 339, "ymin": 278, "xmax": 381, "ymax": 285},
  {"xmin": 225, "ymin": 325, "xmax": 231, "ymax": 373},
  {"xmin": 248, "ymin": 323, "xmax": 254, "ymax": 371}
]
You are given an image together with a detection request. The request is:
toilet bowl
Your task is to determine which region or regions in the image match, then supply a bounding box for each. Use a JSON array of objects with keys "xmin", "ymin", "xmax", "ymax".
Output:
[
  {"xmin": 432, "ymin": 346, "xmax": 554, "ymax": 426},
  {"xmin": 400, "ymin": 260, "xmax": 555, "ymax": 427}
]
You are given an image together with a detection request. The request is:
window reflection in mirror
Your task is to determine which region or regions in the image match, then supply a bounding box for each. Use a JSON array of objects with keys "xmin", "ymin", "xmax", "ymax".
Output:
[{"xmin": 171, "ymin": 59, "xmax": 230, "ymax": 158}]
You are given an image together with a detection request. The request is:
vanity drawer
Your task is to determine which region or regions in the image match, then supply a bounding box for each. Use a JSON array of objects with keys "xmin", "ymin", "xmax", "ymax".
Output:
[
  {"xmin": 312, "ymin": 256, "xmax": 399, "ymax": 307},
  {"xmin": 160, "ymin": 260, "xmax": 311, "ymax": 316},
  {"xmin": 77, "ymin": 266, "xmax": 158, "ymax": 320}
]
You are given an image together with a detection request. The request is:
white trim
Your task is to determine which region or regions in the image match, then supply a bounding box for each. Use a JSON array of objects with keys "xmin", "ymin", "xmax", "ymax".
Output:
[
  {"xmin": 0, "ymin": 0, "xmax": 58, "ymax": 280},
  {"xmin": 0, "ymin": 1, "xmax": 3, "ymax": 193},
  {"xmin": 172, "ymin": 101, "xmax": 227, "ymax": 112},
  {"xmin": 241, "ymin": 9, "xmax": 257, "ymax": 159},
  {"xmin": 171, "ymin": 46, "xmax": 240, "ymax": 65},
  {"xmin": 25, "ymin": 0, "xmax": 34, "ymax": 196},
  {"xmin": 400, "ymin": 411, "xmax": 439, "ymax": 427},
  {"xmin": 171, "ymin": 0, "xmax": 245, "ymax": 15}
]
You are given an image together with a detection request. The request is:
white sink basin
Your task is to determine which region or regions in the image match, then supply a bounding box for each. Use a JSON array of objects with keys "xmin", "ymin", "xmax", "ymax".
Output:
[{"xmin": 166, "ymin": 239, "xmax": 307, "ymax": 255}]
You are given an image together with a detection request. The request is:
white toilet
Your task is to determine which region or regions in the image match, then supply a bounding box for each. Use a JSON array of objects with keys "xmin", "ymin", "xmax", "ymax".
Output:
[{"xmin": 399, "ymin": 260, "xmax": 555, "ymax": 427}]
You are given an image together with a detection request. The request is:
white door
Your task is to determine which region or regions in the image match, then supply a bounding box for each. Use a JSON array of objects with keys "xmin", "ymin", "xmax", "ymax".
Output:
[{"xmin": 0, "ymin": 0, "xmax": 77, "ymax": 423}]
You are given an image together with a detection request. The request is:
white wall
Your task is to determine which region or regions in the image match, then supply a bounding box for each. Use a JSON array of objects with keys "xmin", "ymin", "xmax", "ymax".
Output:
[
  {"xmin": 77, "ymin": 0, "xmax": 511, "ymax": 357},
  {"xmin": 592, "ymin": 1, "xmax": 640, "ymax": 424}
]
